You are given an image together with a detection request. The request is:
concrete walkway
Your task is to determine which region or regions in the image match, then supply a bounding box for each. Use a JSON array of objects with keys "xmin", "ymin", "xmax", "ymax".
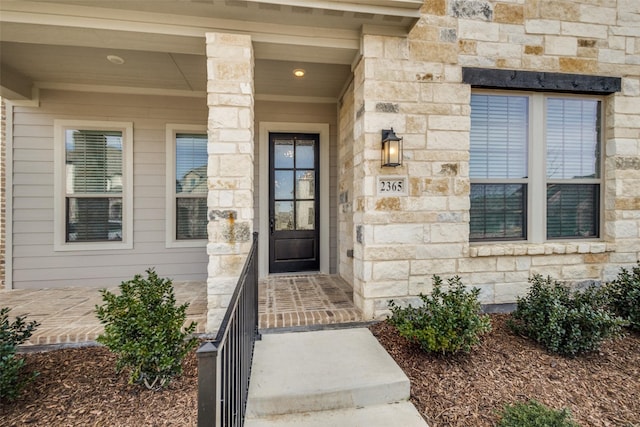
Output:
[{"xmin": 245, "ymin": 328, "xmax": 428, "ymax": 426}]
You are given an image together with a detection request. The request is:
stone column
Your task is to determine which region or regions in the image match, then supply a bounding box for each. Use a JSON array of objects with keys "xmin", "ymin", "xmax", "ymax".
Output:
[
  {"xmin": 205, "ymin": 33, "xmax": 254, "ymax": 334},
  {"xmin": 350, "ymin": 33, "xmax": 470, "ymax": 320}
]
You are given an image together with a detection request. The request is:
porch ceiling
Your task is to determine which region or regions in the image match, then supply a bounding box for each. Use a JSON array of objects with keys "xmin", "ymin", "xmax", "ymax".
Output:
[{"xmin": 0, "ymin": 0, "xmax": 421, "ymax": 102}]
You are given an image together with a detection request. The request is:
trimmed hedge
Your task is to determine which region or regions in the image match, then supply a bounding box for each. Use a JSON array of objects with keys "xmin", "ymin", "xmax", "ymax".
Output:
[
  {"xmin": 509, "ymin": 275, "xmax": 625, "ymax": 357},
  {"xmin": 606, "ymin": 262, "xmax": 640, "ymax": 331},
  {"xmin": 95, "ymin": 269, "xmax": 198, "ymax": 390},
  {"xmin": 1, "ymin": 307, "xmax": 40, "ymax": 401},
  {"xmin": 388, "ymin": 275, "xmax": 491, "ymax": 354}
]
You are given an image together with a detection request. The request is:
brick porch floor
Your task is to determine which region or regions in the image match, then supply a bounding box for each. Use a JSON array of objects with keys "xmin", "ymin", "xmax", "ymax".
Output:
[
  {"xmin": 0, "ymin": 275, "xmax": 361, "ymax": 347},
  {"xmin": 0, "ymin": 282, "xmax": 208, "ymax": 347},
  {"xmin": 259, "ymin": 274, "xmax": 362, "ymax": 329}
]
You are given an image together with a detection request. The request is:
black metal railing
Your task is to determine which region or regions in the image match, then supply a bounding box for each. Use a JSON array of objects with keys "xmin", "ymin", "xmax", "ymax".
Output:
[{"xmin": 197, "ymin": 232, "xmax": 260, "ymax": 427}]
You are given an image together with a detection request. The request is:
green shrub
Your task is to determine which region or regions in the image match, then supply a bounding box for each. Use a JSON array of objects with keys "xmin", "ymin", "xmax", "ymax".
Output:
[
  {"xmin": 606, "ymin": 262, "xmax": 640, "ymax": 331},
  {"xmin": 509, "ymin": 275, "xmax": 625, "ymax": 357},
  {"xmin": 1, "ymin": 307, "xmax": 40, "ymax": 401},
  {"xmin": 498, "ymin": 400, "xmax": 579, "ymax": 427},
  {"xmin": 388, "ymin": 275, "xmax": 491, "ymax": 354},
  {"xmin": 95, "ymin": 269, "xmax": 198, "ymax": 390}
]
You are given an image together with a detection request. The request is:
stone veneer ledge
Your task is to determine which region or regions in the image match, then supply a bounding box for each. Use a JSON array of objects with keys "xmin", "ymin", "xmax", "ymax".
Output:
[{"xmin": 469, "ymin": 242, "xmax": 616, "ymax": 258}]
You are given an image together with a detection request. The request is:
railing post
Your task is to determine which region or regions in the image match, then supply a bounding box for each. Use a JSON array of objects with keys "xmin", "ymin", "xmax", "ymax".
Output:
[
  {"xmin": 197, "ymin": 233, "xmax": 258, "ymax": 427},
  {"xmin": 197, "ymin": 342, "xmax": 219, "ymax": 427},
  {"xmin": 253, "ymin": 232, "xmax": 261, "ymax": 341}
]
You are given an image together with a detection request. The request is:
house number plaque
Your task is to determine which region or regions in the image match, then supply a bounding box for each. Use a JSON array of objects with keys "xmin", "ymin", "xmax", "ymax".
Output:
[{"xmin": 377, "ymin": 176, "xmax": 407, "ymax": 196}]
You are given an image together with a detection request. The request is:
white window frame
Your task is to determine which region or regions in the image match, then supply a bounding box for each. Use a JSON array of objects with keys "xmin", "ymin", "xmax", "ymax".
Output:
[
  {"xmin": 470, "ymin": 91, "xmax": 604, "ymax": 244},
  {"xmin": 54, "ymin": 120, "xmax": 134, "ymax": 251},
  {"xmin": 165, "ymin": 124, "xmax": 208, "ymax": 248}
]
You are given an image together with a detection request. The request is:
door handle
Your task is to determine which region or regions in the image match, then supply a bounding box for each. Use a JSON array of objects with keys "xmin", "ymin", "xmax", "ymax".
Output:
[{"xmin": 270, "ymin": 217, "xmax": 275, "ymax": 235}]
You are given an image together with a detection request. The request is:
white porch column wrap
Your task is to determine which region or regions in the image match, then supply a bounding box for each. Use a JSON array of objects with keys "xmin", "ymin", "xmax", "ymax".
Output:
[{"xmin": 205, "ymin": 32, "xmax": 254, "ymax": 334}]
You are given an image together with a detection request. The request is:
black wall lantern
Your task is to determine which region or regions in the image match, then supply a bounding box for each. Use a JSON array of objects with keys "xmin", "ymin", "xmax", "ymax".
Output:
[{"xmin": 381, "ymin": 128, "xmax": 403, "ymax": 167}]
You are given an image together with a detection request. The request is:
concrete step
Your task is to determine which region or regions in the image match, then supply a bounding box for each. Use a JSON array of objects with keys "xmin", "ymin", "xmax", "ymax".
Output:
[
  {"xmin": 245, "ymin": 328, "xmax": 411, "ymax": 418},
  {"xmin": 244, "ymin": 402, "xmax": 428, "ymax": 427}
]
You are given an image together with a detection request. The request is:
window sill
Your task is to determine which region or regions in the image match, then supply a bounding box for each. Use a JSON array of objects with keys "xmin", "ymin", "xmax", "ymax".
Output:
[
  {"xmin": 468, "ymin": 241, "xmax": 616, "ymax": 257},
  {"xmin": 54, "ymin": 241, "xmax": 133, "ymax": 252},
  {"xmin": 166, "ymin": 239, "xmax": 207, "ymax": 249}
]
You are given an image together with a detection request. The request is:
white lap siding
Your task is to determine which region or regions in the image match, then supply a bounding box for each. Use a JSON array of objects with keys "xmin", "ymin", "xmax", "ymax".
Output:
[{"xmin": 11, "ymin": 89, "xmax": 208, "ymax": 289}]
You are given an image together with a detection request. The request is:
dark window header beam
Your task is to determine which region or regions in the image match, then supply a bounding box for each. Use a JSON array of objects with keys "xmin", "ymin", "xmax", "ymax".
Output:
[{"xmin": 462, "ymin": 68, "xmax": 621, "ymax": 95}]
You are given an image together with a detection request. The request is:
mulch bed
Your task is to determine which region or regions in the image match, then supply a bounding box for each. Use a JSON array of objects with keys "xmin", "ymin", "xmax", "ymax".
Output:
[
  {"xmin": 2, "ymin": 314, "xmax": 639, "ymax": 426},
  {"xmin": 371, "ymin": 314, "xmax": 640, "ymax": 427},
  {"xmin": 0, "ymin": 346, "xmax": 198, "ymax": 426}
]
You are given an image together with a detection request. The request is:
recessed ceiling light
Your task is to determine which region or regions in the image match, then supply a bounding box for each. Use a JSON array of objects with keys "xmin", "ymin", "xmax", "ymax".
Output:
[
  {"xmin": 107, "ymin": 55, "xmax": 125, "ymax": 65},
  {"xmin": 293, "ymin": 68, "xmax": 305, "ymax": 78}
]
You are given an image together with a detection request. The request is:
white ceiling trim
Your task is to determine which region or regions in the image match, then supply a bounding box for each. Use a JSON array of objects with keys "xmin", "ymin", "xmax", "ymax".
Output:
[
  {"xmin": 1, "ymin": 2, "xmax": 361, "ymax": 50},
  {"xmin": 34, "ymin": 84, "xmax": 343, "ymax": 104},
  {"xmin": 255, "ymin": 94, "xmax": 338, "ymax": 104},
  {"xmin": 35, "ymin": 83, "xmax": 342, "ymax": 103},
  {"xmin": 35, "ymin": 82, "xmax": 206, "ymax": 98},
  {"xmin": 249, "ymin": 0, "xmax": 422, "ymax": 16}
]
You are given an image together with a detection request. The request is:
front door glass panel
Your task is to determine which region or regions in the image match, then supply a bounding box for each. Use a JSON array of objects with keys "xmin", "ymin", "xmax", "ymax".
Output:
[
  {"xmin": 295, "ymin": 170, "xmax": 315, "ymax": 199},
  {"xmin": 295, "ymin": 140, "xmax": 315, "ymax": 168},
  {"xmin": 269, "ymin": 133, "xmax": 320, "ymax": 273},
  {"xmin": 296, "ymin": 201, "xmax": 315, "ymax": 230},
  {"xmin": 274, "ymin": 201, "xmax": 294, "ymax": 231},
  {"xmin": 274, "ymin": 140, "xmax": 294, "ymax": 168},
  {"xmin": 272, "ymin": 138, "xmax": 316, "ymax": 231},
  {"xmin": 274, "ymin": 170, "xmax": 293, "ymax": 199}
]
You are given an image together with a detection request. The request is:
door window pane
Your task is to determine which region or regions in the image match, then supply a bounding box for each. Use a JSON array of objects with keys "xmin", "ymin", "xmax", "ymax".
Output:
[
  {"xmin": 470, "ymin": 184, "xmax": 526, "ymax": 240},
  {"xmin": 296, "ymin": 170, "xmax": 315, "ymax": 199},
  {"xmin": 547, "ymin": 99, "xmax": 601, "ymax": 179},
  {"xmin": 295, "ymin": 139, "xmax": 315, "ymax": 168},
  {"xmin": 470, "ymin": 95, "xmax": 528, "ymax": 179},
  {"xmin": 296, "ymin": 201, "xmax": 315, "ymax": 230},
  {"xmin": 274, "ymin": 201, "xmax": 294, "ymax": 231},
  {"xmin": 547, "ymin": 184, "xmax": 598, "ymax": 238},
  {"xmin": 274, "ymin": 171, "xmax": 294, "ymax": 199},
  {"xmin": 274, "ymin": 139, "xmax": 294, "ymax": 168}
]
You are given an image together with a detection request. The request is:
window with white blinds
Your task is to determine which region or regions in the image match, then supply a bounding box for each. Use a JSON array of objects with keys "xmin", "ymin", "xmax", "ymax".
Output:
[
  {"xmin": 546, "ymin": 98, "xmax": 601, "ymax": 238},
  {"xmin": 54, "ymin": 120, "xmax": 133, "ymax": 251},
  {"xmin": 65, "ymin": 130, "xmax": 123, "ymax": 242},
  {"xmin": 470, "ymin": 94, "xmax": 528, "ymax": 241},
  {"xmin": 165, "ymin": 125, "xmax": 208, "ymax": 247},
  {"xmin": 470, "ymin": 95, "xmax": 528, "ymax": 180},
  {"xmin": 470, "ymin": 93, "xmax": 601, "ymax": 242},
  {"xmin": 175, "ymin": 133, "xmax": 208, "ymax": 240}
]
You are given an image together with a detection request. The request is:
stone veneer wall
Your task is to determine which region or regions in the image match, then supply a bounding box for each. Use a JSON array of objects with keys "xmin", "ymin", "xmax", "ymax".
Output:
[
  {"xmin": 341, "ymin": 0, "xmax": 640, "ymax": 319},
  {"xmin": 205, "ymin": 33, "xmax": 255, "ymax": 334},
  {"xmin": 338, "ymin": 81, "xmax": 356, "ymax": 283}
]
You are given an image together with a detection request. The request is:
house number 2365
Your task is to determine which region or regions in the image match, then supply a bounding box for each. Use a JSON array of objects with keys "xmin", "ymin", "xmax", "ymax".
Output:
[
  {"xmin": 377, "ymin": 177, "xmax": 407, "ymax": 195},
  {"xmin": 379, "ymin": 180, "xmax": 403, "ymax": 192}
]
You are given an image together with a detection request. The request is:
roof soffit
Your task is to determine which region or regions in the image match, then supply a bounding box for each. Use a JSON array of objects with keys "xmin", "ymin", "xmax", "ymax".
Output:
[
  {"xmin": 0, "ymin": 0, "xmax": 421, "ymax": 101},
  {"xmin": 0, "ymin": 0, "xmax": 421, "ymax": 42}
]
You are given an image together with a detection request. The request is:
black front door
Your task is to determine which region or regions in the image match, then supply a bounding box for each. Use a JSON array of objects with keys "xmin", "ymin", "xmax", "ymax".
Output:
[{"xmin": 269, "ymin": 133, "xmax": 320, "ymax": 273}]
